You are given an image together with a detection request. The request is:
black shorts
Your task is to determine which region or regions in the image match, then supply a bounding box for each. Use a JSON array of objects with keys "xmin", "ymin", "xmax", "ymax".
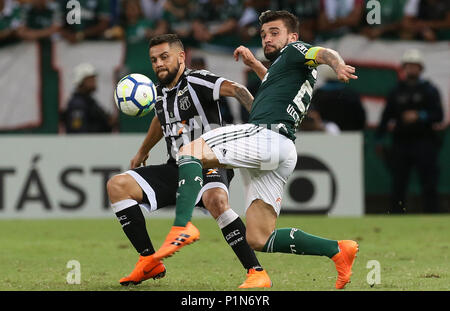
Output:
[{"xmin": 125, "ymin": 161, "xmax": 234, "ymax": 212}]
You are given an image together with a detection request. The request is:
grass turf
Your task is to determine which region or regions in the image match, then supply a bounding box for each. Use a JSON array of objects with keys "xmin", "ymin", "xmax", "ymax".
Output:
[{"xmin": 0, "ymin": 215, "xmax": 448, "ymax": 291}]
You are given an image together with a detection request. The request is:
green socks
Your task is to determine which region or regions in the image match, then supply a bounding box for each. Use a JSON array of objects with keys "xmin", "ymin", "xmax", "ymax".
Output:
[
  {"xmin": 262, "ymin": 228, "xmax": 340, "ymax": 258},
  {"xmin": 173, "ymin": 155, "xmax": 203, "ymax": 227}
]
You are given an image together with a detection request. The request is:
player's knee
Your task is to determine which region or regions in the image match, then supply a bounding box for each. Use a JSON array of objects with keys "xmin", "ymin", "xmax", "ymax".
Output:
[
  {"xmin": 203, "ymin": 191, "xmax": 229, "ymax": 219},
  {"xmin": 246, "ymin": 231, "xmax": 268, "ymax": 252},
  {"xmin": 107, "ymin": 174, "xmax": 132, "ymax": 202}
]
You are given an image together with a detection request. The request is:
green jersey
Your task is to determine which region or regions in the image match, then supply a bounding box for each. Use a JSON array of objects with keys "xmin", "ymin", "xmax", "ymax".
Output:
[
  {"xmin": 23, "ymin": 1, "xmax": 61, "ymax": 30},
  {"xmin": 0, "ymin": 1, "xmax": 22, "ymax": 31},
  {"xmin": 249, "ymin": 41, "xmax": 320, "ymax": 141}
]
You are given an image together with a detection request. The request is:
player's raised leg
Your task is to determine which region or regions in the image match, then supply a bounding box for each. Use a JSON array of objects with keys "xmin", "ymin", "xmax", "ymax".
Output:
[
  {"xmin": 175, "ymin": 137, "xmax": 221, "ymax": 227},
  {"xmin": 107, "ymin": 174, "xmax": 166, "ymax": 285},
  {"xmin": 153, "ymin": 138, "xmax": 220, "ymax": 260},
  {"xmin": 245, "ymin": 198, "xmax": 358, "ymax": 289}
]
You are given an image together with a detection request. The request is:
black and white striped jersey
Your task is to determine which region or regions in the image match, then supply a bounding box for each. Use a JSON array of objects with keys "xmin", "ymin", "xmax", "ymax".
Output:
[{"xmin": 154, "ymin": 68, "xmax": 227, "ymax": 161}]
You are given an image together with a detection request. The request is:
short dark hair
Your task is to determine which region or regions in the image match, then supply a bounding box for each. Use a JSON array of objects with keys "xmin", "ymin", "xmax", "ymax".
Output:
[
  {"xmin": 259, "ymin": 10, "xmax": 299, "ymax": 34},
  {"xmin": 149, "ymin": 34, "xmax": 184, "ymax": 50}
]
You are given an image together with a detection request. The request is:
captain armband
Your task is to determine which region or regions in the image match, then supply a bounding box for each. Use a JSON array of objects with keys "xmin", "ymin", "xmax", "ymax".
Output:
[{"xmin": 304, "ymin": 47, "xmax": 322, "ymax": 67}]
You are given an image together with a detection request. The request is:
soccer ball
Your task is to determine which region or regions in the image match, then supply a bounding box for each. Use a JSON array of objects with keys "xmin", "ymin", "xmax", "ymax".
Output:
[{"xmin": 114, "ymin": 73, "xmax": 157, "ymax": 117}]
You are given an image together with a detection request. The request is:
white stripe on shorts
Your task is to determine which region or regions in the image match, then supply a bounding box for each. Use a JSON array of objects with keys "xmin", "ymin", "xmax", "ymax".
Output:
[
  {"xmin": 125, "ymin": 170, "xmax": 158, "ymax": 213},
  {"xmin": 205, "ymin": 125, "xmax": 261, "ymax": 147}
]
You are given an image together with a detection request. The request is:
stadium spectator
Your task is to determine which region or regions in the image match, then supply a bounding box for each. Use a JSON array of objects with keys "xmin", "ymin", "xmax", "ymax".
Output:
[
  {"xmin": 16, "ymin": 0, "xmax": 61, "ymax": 42},
  {"xmin": 360, "ymin": 0, "xmax": 408, "ymax": 40},
  {"xmin": 111, "ymin": 0, "xmax": 167, "ymax": 41},
  {"xmin": 317, "ymin": 0, "xmax": 364, "ymax": 41},
  {"xmin": 375, "ymin": 49, "xmax": 443, "ymax": 214},
  {"xmin": 61, "ymin": 63, "xmax": 117, "ymax": 133},
  {"xmin": 311, "ymin": 66, "xmax": 366, "ymax": 131},
  {"xmin": 237, "ymin": 0, "xmax": 270, "ymax": 45},
  {"xmin": 191, "ymin": 0, "xmax": 242, "ymax": 46},
  {"xmin": 401, "ymin": 0, "xmax": 450, "ymax": 41},
  {"xmin": 59, "ymin": 0, "xmax": 110, "ymax": 43},
  {"xmin": 0, "ymin": 0, "xmax": 22, "ymax": 45},
  {"xmin": 107, "ymin": 0, "xmax": 166, "ymax": 82},
  {"xmin": 140, "ymin": 0, "xmax": 166, "ymax": 22},
  {"xmin": 108, "ymin": 0, "xmax": 120, "ymax": 26},
  {"xmin": 272, "ymin": 0, "xmax": 320, "ymax": 43},
  {"xmin": 161, "ymin": 0, "xmax": 195, "ymax": 41}
]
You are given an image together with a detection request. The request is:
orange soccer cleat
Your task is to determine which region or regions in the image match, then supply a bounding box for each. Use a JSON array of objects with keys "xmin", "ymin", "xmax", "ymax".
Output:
[
  {"xmin": 331, "ymin": 240, "xmax": 359, "ymax": 289},
  {"xmin": 153, "ymin": 222, "xmax": 200, "ymax": 260},
  {"xmin": 238, "ymin": 269, "xmax": 272, "ymax": 289},
  {"xmin": 119, "ymin": 254, "xmax": 166, "ymax": 286}
]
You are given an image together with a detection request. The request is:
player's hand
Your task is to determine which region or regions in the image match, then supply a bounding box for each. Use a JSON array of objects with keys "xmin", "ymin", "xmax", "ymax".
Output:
[
  {"xmin": 233, "ymin": 46, "xmax": 259, "ymax": 68},
  {"xmin": 130, "ymin": 151, "xmax": 149, "ymax": 169},
  {"xmin": 336, "ymin": 64, "xmax": 358, "ymax": 83}
]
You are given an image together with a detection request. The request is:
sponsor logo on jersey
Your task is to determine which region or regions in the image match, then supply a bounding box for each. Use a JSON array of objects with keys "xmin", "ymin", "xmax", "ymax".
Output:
[
  {"xmin": 162, "ymin": 117, "xmax": 202, "ymax": 137},
  {"xmin": 292, "ymin": 43, "xmax": 309, "ymax": 55}
]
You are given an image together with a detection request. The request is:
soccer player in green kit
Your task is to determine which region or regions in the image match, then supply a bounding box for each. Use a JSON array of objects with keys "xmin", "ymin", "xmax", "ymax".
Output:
[{"xmin": 154, "ymin": 10, "xmax": 359, "ymax": 289}]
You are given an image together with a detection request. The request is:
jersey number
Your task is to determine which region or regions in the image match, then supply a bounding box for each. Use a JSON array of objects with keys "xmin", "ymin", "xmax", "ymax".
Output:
[{"xmin": 292, "ymin": 80, "xmax": 313, "ymax": 113}]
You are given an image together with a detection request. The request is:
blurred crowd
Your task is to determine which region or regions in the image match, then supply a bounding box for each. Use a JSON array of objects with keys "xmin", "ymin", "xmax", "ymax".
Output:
[{"xmin": 1, "ymin": 0, "xmax": 449, "ymax": 47}]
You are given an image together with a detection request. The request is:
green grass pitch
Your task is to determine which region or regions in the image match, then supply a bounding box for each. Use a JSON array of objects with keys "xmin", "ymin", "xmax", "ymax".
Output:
[{"xmin": 0, "ymin": 215, "xmax": 448, "ymax": 291}]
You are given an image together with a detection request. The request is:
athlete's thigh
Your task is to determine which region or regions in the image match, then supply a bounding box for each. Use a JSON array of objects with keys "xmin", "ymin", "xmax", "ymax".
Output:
[{"xmin": 125, "ymin": 162, "xmax": 178, "ymax": 212}]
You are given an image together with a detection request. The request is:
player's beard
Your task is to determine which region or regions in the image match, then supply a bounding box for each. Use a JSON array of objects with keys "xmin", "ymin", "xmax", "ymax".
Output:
[
  {"xmin": 157, "ymin": 61, "xmax": 180, "ymax": 86},
  {"xmin": 264, "ymin": 38, "xmax": 289, "ymax": 62}
]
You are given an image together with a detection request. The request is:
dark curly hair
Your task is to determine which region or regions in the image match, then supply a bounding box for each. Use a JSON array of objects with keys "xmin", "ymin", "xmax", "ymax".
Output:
[{"xmin": 259, "ymin": 10, "xmax": 300, "ymax": 34}]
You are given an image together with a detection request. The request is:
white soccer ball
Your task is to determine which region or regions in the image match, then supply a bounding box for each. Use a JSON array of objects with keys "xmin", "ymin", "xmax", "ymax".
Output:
[{"xmin": 114, "ymin": 73, "xmax": 157, "ymax": 117}]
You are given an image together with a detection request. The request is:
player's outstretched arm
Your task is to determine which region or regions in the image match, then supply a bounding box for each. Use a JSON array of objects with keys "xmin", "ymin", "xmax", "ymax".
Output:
[
  {"xmin": 315, "ymin": 48, "xmax": 358, "ymax": 83},
  {"xmin": 233, "ymin": 45, "xmax": 268, "ymax": 80},
  {"xmin": 219, "ymin": 80, "xmax": 254, "ymax": 112},
  {"xmin": 130, "ymin": 114, "xmax": 163, "ymax": 168}
]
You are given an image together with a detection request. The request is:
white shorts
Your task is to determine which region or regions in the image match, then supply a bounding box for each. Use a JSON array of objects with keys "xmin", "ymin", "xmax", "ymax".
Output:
[{"xmin": 201, "ymin": 124, "xmax": 297, "ymax": 215}]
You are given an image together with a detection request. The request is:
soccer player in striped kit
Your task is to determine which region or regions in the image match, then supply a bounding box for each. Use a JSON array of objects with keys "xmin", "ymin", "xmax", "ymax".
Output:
[{"xmin": 107, "ymin": 34, "xmax": 271, "ymax": 288}]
